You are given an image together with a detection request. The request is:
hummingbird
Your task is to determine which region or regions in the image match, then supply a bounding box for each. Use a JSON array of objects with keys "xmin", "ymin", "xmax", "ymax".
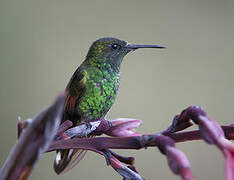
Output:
[{"xmin": 54, "ymin": 37, "xmax": 165, "ymax": 174}]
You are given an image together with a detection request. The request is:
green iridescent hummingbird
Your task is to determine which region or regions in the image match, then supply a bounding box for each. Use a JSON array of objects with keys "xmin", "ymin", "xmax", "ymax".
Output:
[{"xmin": 54, "ymin": 37, "xmax": 165, "ymax": 174}]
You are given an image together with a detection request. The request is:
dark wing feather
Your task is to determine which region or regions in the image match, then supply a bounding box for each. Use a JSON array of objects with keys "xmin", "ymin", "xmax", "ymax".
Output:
[
  {"xmin": 54, "ymin": 67, "xmax": 88, "ymax": 174},
  {"xmin": 62, "ymin": 67, "xmax": 86, "ymax": 124}
]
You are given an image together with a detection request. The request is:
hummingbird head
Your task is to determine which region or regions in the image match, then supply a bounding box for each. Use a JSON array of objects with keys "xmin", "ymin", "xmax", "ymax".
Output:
[{"xmin": 85, "ymin": 37, "xmax": 165, "ymax": 71}]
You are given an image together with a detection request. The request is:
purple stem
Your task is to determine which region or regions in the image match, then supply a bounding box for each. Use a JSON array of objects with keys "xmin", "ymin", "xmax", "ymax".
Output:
[
  {"xmin": 47, "ymin": 125, "xmax": 234, "ymax": 152},
  {"xmin": 0, "ymin": 93, "xmax": 66, "ymax": 180}
]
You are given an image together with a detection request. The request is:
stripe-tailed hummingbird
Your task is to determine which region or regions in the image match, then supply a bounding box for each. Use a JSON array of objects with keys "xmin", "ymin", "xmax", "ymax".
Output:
[{"xmin": 54, "ymin": 37, "xmax": 165, "ymax": 174}]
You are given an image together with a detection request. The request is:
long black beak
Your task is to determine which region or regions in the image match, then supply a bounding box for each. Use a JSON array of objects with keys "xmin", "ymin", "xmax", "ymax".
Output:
[{"xmin": 126, "ymin": 43, "xmax": 166, "ymax": 50}]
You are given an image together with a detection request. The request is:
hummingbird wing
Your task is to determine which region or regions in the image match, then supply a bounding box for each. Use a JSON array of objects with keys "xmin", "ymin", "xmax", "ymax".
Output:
[
  {"xmin": 54, "ymin": 67, "xmax": 89, "ymax": 174},
  {"xmin": 63, "ymin": 67, "xmax": 86, "ymax": 123},
  {"xmin": 54, "ymin": 149, "xmax": 88, "ymax": 174}
]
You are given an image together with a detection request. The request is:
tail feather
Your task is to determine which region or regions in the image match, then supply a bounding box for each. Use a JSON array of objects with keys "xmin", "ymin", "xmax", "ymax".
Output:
[{"xmin": 54, "ymin": 149, "xmax": 87, "ymax": 174}]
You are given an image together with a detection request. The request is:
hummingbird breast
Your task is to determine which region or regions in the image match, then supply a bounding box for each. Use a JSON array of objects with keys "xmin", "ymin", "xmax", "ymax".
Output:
[{"xmin": 77, "ymin": 65, "xmax": 120, "ymax": 121}]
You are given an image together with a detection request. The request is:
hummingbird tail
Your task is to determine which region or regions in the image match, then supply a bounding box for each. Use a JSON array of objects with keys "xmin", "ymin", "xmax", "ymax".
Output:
[{"xmin": 54, "ymin": 149, "xmax": 87, "ymax": 174}]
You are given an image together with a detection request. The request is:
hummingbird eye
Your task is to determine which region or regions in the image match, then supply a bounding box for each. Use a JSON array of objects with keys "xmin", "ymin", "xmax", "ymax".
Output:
[{"xmin": 111, "ymin": 43, "xmax": 120, "ymax": 50}]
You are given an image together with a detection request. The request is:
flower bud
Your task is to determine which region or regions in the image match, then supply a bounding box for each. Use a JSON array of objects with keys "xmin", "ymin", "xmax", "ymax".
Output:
[{"xmin": 106, "ymin": 118, "xmax": 142, "ymax": 137}]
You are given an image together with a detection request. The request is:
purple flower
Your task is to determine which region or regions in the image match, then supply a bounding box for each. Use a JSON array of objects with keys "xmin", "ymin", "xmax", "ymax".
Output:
[
  {"xmin": 106, "ymin": 118, "xmax": 142, "ymax": 137},
  {"xmin": 198, "ymin": 116, "xmax": 234, "ymax": 180},
  {"xmin": 216, "ymin": 137, "xmax": 234, "ymax": 180},
  {"xmin": 166, "ymin": 146, "xmax": 194, "ymax": 180}
]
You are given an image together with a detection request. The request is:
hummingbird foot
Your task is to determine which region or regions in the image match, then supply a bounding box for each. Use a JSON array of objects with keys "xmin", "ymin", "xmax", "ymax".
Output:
[{"xmin": 62, "ymin": 121, "xmax": 101, "ymax": 139}]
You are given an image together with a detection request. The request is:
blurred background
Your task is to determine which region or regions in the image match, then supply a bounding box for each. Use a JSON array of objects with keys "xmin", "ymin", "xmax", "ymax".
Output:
[{"xmin": 0, "ymin": 0, "xmax": 234, "ymax": 179}]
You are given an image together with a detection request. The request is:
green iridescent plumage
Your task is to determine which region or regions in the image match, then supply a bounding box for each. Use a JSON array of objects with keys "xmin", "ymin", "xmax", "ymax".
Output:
[
  {"xmin": 68, "ymin": 65, "xmax": 119, "ymax": 121},
  {"xmin": 54, "ymin": 37, "xmax": 165, "ymax": 174}
]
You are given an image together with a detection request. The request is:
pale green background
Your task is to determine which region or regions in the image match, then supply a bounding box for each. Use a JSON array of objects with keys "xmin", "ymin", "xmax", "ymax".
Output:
[{"xmin": 1, "ymin": 0, "xmax": 234, "ymax": 179}]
